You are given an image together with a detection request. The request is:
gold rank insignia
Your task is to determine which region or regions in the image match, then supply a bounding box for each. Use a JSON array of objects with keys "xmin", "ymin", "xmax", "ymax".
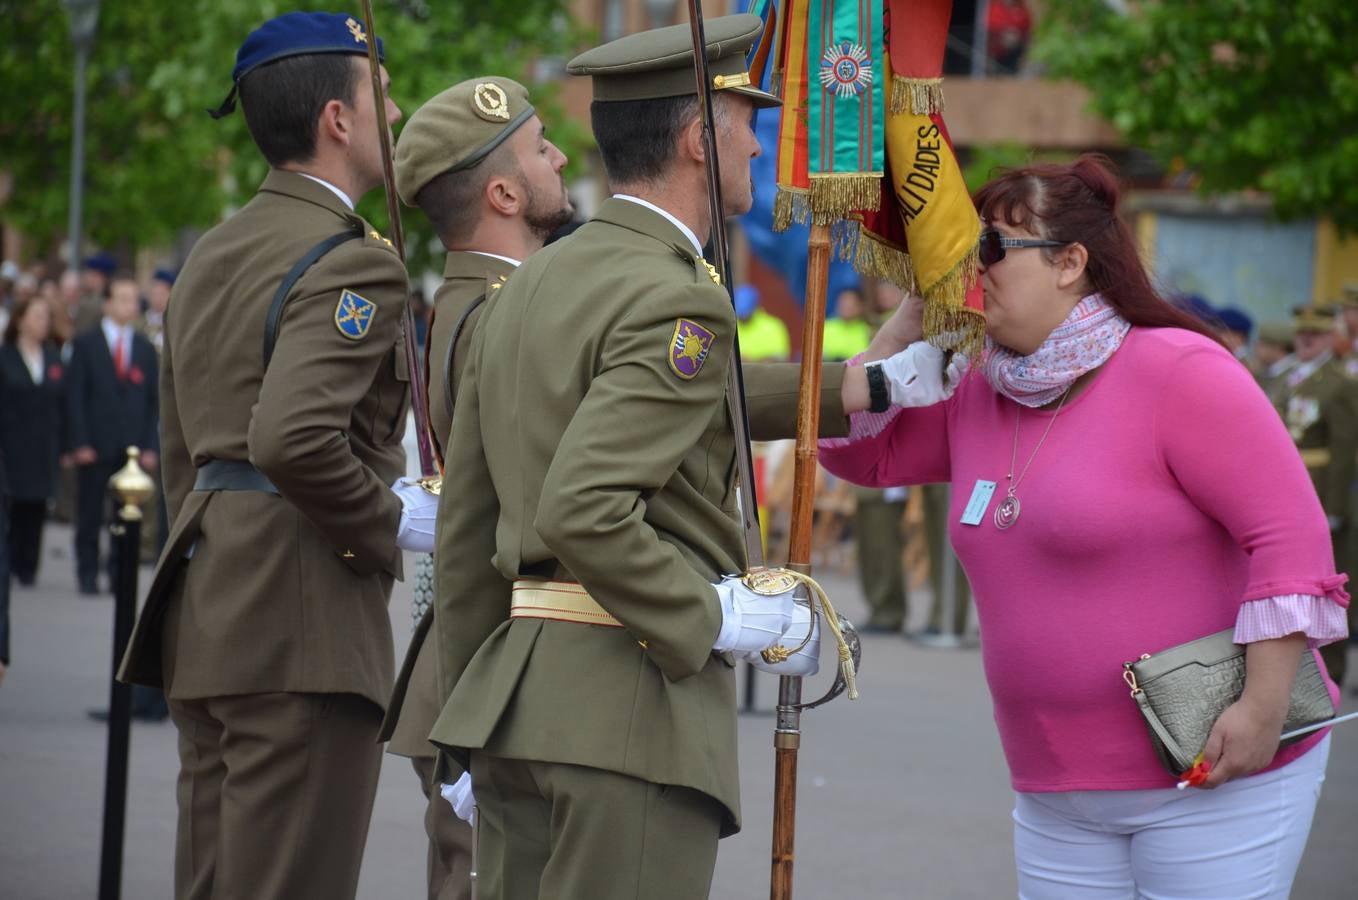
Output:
[
  {"xmin": 369, "ymin": 229, "xmax": 393, "ymax": 248},
  {"xmin": 345, "ymin": 17, "xmax": 367, "ymax": 44},
  {"xmin": 473, "ymin": 82, "xmax": 511, "ymax": 121},
  {"xmin": 701, "ymin": 260, "xmax": 722, "ymax": 286},
  {"xmin": 335, "ymin": 289, "xmax": 377, "ymax": 340}
]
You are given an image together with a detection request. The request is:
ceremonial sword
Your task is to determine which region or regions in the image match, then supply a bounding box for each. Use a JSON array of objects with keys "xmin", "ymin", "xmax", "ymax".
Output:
[
  {"xmin": 357, "ymin": 0, "xmax": 441, "ymax": 488},
  {"xmin": 683, "ymin": 6, "xmax": 860, "ymax": 900},
  {"xmin": 357, "ymin": 2, "xmax": 470, "ymax": 895}
]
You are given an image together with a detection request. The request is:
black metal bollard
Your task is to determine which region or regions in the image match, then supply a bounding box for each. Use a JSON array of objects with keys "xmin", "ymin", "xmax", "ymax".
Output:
[{"xmin": 98, "ymin": 447, "xmax": 153, "ymax": 900}]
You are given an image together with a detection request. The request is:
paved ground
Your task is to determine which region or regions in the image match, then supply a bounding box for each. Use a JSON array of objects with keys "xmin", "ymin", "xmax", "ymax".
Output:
[{"xmin": 2, "ymin": 522, "xmax": 1355, "ymax": 899}]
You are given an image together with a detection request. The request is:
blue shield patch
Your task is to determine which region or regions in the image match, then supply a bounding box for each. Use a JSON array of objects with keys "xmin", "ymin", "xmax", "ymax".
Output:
[{"xmin": 335, "ymin": 289, "xmax": 376, "ymax": 340}]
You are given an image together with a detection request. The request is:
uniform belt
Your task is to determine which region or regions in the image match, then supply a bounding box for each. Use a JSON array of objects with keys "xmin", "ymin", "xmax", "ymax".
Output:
[
  {"xmin": 1299, "ymin": 448, "xmax": 1332, "ymax": 469},
  {"xmin": 510, "ymin": 580, "xmax": 622, "ymax": 628},
  {"xmin": 193, "ymin": 459, "xmax": 280, "ymax": 494}
]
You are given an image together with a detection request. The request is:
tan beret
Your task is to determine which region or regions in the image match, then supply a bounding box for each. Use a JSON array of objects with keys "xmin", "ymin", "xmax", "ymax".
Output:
[
  {"xmin": 1255, "ymin": 321, "xmax": 1294, "ymax": 347},
  {"xmin": 395, "ymin": 77, "xmax": 535, "ymax": 206},
  {"xmin": 1293, "ymin": 305, "xmax": 1336, "ymax": 333},
  {"xmin": 567, "ymin": 13, "xmax": 779, "ymax": 108}
]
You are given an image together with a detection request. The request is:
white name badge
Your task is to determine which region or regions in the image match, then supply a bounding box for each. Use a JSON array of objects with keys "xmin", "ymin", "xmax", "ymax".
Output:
[{"xmin": 960, "ymin": 479, "xmax": 997, "ymax": 526}]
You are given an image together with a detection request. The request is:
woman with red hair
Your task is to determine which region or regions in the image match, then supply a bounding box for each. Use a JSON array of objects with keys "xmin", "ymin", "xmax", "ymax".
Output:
[{"xmin": 821, "ymin": 156, "xmax": 1347, "ymax": 897}]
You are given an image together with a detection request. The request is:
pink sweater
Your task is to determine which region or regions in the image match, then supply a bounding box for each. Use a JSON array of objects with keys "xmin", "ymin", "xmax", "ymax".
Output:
[{"xmin": 820, "ymin": 328, "xmax": 1344, "ymax": 791}]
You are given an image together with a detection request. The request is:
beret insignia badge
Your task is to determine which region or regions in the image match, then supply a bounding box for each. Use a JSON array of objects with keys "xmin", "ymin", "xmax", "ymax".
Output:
[
  {"xmin": 668, "ymin": 318, "xmax": 715, "ymax": 380},
  {"xmin": 335, "ymin": 289, "xmax": 376, "ymax": 340},
  {"xmin": 473, "ymin": 83, "xmax": 511, "ymax": 121},
  {"xmin": 345, "ymin": 17, "xmax": 368, "ymax": 44}
]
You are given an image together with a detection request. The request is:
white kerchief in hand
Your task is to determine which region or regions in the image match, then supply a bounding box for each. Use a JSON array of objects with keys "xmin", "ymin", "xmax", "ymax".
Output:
[
  {"xmin": 392, "ymin": 477, "xmax": 438, "ymax": 553},
  {"xmin": 440, "ymin": 772, "xmax": 476, "ymax": 823}
]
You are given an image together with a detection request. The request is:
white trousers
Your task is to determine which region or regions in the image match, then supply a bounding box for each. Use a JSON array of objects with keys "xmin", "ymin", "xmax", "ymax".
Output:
[{"xmin": 1013, "ymin": 736, "xmax": 1329, "ymax": 900}]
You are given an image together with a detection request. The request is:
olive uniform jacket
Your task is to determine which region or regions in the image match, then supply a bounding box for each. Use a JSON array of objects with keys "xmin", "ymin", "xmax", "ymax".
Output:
[
  {"xmin": 1278, "ymin": 356, "xmax": 1358, "ymax": 528},
  {"xmin": 118, "ymin": 170, "xmax": 410, "ymax": 710},
  {"xmin": 428, "ymin": 198, "xmax": 847, "ymax": 836},
  {"xmin": 385, "ymin": 250, "xmax": 513, "ymax": 758}
]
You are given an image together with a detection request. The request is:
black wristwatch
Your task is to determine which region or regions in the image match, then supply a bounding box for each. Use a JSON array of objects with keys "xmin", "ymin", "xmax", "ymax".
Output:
[{"xmin": 864, "ymin": 361, "xmax": 890, "ymax": 413}]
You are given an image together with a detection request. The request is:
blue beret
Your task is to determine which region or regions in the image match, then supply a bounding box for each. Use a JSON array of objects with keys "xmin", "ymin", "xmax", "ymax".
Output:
[
  {"xmin": 210, "ymin": 12, "xmax": 385, "ymax": 119},
  {"xmin": 1174, "ymin": 293, "xmax": 1220, "ymax": 326},
  {"xmin": 734, "ymin": 284, "xmax": 759, "ymax": 319},
  {"xmin": 84, "ymin": 252, "xmax": 117, "ymax": 275},
  {"xmin": 1215, "ymin": 306, "xmax": 1253, "ymax": 338},
  {"xmin": 152, "ymin": 268, "xmax": 177, "ymax": 286}
]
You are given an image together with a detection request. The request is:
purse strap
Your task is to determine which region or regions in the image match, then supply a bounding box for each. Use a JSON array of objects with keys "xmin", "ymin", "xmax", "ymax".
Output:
[{"xmin": 1132, "ymin": 687, "xmax": 1195, "ymax": 773}]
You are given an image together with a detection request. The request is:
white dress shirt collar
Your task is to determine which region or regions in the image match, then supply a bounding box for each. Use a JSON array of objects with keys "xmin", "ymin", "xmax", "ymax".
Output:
[
  {"xmin": 101, "ymin": 317, "xmax": 131, "ymax": 350},
  {"xmin": 299, "ymin": 173, "xmax": 355, "ymax": 210},
  {"xmin": 612, "ymin": 194, "xmax": 703, "ymax": 258},
  {"xmin": 469, "ymin": 251, "xmax": 522, "ymax": 268}
]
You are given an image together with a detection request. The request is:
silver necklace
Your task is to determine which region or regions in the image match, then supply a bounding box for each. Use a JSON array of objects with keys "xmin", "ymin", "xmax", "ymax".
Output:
[{"xmin": 994, "ymin": 387, "xmax": 1072, "ymax": 530}]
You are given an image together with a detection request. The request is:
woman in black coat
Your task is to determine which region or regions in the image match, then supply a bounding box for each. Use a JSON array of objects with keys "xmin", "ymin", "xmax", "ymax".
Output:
[{"xmin": 0, "ymin": 298, "xmax": 65, "ymax": 585}]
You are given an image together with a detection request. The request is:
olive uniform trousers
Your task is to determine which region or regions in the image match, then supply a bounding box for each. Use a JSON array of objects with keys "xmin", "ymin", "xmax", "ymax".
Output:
[
  {"xmin": 411, "ymin": 754, "xmax": 474, "ymax": 899},
  {"xmin": 853, "ymin": 487, "xmax": 908, "ymax": 630},
  {"xmin": 167, "ymin": 691, "xmax": 383, "ymax": 900},
  {"xmin": 922, "ymin": 483, "xmax": 971, "ymax": 635},
  {"xmin": 470, "ymin": 752, "xmax": 724, "ymax": 900}
]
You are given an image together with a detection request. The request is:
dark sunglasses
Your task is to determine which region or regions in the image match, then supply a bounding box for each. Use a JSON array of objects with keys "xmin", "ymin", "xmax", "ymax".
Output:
[{"xmin": 978, "ymin": 230, "xmax": 1068, "ymax": 267}]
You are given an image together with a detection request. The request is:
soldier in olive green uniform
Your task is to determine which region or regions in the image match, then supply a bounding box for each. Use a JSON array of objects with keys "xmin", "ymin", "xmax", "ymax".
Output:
[
  {"xmin": 1250, "ymin": 320, "xmax": 1295, "ymax": 402},
  {"xmin": 1276, "ymin": 306, "xmax": 1358, "ymax": 686},
  {"xmin": 116, "ymin": 14, "xmax": 439, "ymax": 899},
  {"xmin": 383, "ymin": 76, "xmax": 573, "ymax": 900},
  {"xmin": 426, "ymin": 16, "xmax": 881, "ymax": 899}
]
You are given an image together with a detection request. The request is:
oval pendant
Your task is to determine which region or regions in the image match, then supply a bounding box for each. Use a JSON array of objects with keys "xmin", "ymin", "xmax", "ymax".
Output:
[{"xmin": 994, "ymin": 494, "xmax": 1021, "ymax": 530}]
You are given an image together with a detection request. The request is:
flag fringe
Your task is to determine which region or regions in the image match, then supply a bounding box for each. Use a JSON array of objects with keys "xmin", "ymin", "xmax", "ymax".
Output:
[
  {"xmin": 808, "ymin": 173, "xmax": 883, "ymax": 225},
  {"xmin": 773, "ymin": 186, "xmax": 812, "ymax": 232},
  {"xmin": 890, "ymin": 76, "xmax": 945, "ymax": 116},
  {"xmin": 831, "ymin": 221, "xmax": 916, "ymax": 291},
  {"xmin": 921, "ymin": 245, "xmax": 984, "ymax": 357}
]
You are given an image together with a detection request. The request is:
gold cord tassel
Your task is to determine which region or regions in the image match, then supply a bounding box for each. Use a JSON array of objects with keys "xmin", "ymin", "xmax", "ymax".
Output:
[
  {"xmin": 755, "ymin": 569, "xmax": 859, "ymax": 700},
  {"xmin": 890, "ymin": 76, "xmax": 945, "ymax": 116}
]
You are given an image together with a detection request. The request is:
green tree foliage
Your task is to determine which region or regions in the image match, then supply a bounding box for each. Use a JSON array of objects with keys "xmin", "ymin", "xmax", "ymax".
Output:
[
  {"xmin": 1036, "ymin": 0, "xmax": 1358, "ymax": 230},
  {"xmin": 1, "ymin": 0, "xmax": 590, "ymax": 268}
]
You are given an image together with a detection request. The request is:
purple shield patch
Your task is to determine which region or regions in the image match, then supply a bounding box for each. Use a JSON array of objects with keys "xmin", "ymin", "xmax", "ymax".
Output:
[{"xmin": 668, "ymin": 318, "xmax": 716, "ymax": 380}]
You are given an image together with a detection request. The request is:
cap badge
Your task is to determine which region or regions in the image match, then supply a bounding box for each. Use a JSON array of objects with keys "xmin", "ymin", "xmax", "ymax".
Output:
[
  {"xmin": 345, "ymin": 17, "xmax": 368, "ymax": 44},
  {"xmin": 668, "ymin": 318, "xmax": 715, "ymax": 381},
  {"xmin": 819, "ymin": 40, "xmax": 872, "ymax": 99},
  {"xmin": 473, "ymin": 83, "xmax": 511, "ymax": 121}
]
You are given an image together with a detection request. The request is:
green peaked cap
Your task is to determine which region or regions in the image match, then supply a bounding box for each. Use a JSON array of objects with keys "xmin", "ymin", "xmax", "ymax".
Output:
[{"xmin": 568, "ymin": 13, "xmax": 779, "ymax": 108}]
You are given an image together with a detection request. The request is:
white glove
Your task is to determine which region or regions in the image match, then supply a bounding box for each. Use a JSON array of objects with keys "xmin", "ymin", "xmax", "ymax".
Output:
[
  {"xmin": 711, "ymin": 575, "xmax": 796, "ymax": 655},
  {"xmin": 392, "ymin": 477, "xmax": 438, "ymax": 553},
  {"xmin": 439, "ymin": 772, "xmax": 475, "ymax": 823},
  {"xmin": 874, "ymin": 342, "xmax": 968, "ymax": 408},
  {"xmin": 740, "ymin": 601, "xmax": 820, "ymax": 677}
]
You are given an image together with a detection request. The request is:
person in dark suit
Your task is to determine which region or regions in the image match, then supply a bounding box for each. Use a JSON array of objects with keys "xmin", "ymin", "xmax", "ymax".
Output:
[
  {"xmin": 0, "ymin": 441, "xmax": 10, "ymax": 687},
  {"xmin": 65, "ymin": 275, "xmax": 158, "ymax": 595},
  {"xmin": 0, "ymin": 297, "xmax": 65, "ymax": 585}
]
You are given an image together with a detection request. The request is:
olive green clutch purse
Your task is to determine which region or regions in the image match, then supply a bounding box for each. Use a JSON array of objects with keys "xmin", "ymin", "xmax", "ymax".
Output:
[{"xmin": 1123, "ymin": 629, "xmax": 1335, "ymax": 775}]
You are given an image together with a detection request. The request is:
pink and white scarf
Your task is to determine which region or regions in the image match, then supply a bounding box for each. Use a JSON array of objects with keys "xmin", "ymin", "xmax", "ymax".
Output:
[{"xmin": 982, "ymin": 294, "xmax": 1131, "ymax": 407}]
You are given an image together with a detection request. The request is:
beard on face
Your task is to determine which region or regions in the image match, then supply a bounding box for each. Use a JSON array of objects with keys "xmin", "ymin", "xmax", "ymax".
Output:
[{"xmin": 521, "ymin": 176, "xmax": 575, "ymax": 243}]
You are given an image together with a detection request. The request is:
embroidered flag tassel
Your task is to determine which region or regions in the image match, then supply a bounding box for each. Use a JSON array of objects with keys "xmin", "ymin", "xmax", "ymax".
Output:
[{"xmin": 890, "ymin": 76, "xmax": 945, "ymax": 115}]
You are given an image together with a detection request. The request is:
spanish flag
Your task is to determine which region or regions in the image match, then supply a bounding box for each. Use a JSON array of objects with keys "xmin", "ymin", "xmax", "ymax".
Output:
[{"xmin": 758, "ymin": 0, "xmax": 983, "ymax": 355}]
